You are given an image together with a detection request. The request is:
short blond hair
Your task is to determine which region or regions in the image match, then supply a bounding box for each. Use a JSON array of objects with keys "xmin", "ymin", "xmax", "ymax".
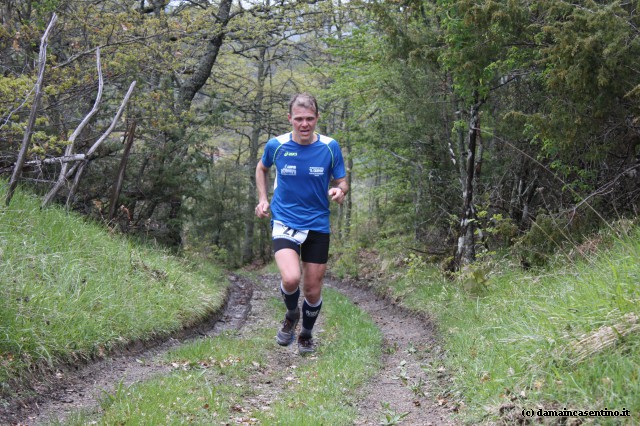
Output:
[{"xmin": 288, "ymin": 93, "xmax": 318, "ymax": 116}]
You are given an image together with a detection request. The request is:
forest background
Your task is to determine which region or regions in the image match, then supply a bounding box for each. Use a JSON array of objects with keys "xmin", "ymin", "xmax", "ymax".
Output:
[
  {"xmin": 2, "ymin": 0, "xmax": 640, "ymax": 269},
  {"xmin": 2, "ymin": 1, "xmax": 640, "ymax": 423}
]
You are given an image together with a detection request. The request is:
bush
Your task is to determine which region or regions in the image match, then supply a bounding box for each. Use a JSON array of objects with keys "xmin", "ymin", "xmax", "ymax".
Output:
[{"xmin": 513, "ymin": 213, "xmax": 570, "ymax": 267}]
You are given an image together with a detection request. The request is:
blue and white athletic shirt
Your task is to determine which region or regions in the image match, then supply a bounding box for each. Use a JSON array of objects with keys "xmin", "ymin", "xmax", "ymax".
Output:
[{"xmin": 261, "ymin": 132, "xmax": 347, "ymax": 233}]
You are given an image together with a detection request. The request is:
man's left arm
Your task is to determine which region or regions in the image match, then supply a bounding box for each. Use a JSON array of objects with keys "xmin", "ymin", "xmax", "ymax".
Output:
[{"xmin": 328, "ymin": 177, "xmax": 348, "ymax": 204}]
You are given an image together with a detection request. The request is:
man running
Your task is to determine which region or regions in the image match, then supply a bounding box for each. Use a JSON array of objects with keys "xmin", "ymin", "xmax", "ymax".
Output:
[{"xmin": 255, "ymin": 92, "xmax": 348, "ymax": 354}]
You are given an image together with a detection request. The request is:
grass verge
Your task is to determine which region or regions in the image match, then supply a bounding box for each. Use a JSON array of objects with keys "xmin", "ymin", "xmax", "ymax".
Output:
[
  {"xmin": 367, "ymin": 227, "xmax": 640, "ymax": 424},
  {"xmin": 0, "ymin": 183, "xmax": 228, "ymax": 397}
]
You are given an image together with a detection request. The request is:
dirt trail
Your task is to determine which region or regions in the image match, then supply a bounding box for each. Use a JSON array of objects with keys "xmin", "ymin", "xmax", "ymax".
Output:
[
  {"xmin": 2, "ymin": 275, "xmax": 253, "ymax": 426},
  {"xmin": 328, "ymin": 279, "xmax": 454, "ymax": 426},
  {"xmin": 4, "ymin": 273, "xmax": 455, "ymax": 426}
]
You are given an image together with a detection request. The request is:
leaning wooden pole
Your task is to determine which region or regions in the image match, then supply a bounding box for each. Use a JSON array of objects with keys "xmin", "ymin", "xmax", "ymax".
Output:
[
  {"xmin": 5, "ymin": 13, "xmax": 57, "ymax": 206},
  {"xmin": 108, "ymin": 121, "xmax": 136, "ymax": 221}
]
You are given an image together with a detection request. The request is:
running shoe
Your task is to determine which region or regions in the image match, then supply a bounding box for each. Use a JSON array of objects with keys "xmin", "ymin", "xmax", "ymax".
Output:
[
  {"xmin": 276, "ymin": 309, "xmax": 299, "ymax": 346},
  {"xmin": 297, "ymin": 334, "xmax": 316, "ymax": 355}
]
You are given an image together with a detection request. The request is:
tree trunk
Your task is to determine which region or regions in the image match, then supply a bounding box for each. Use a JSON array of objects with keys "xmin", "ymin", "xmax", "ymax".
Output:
[
  {"xmin": 454, "ymin": 95, "xmax": 466, "ymax": 192},
  {"xmin": 177, "ymin": 0, "xmax": 233, "ymax": 112},
  {"xmin": 148, "ymin": 0, "xmax": 233, "ymax": 247},
  {"xmin": 413, "ymin": 151, "xmax": 424, "ymax": 241},
  {"xmin": 371, "ymin": 164, "xmax": 382, "ymax": 226},
  {"xmin": 342, "ymin": 104, "xmax": 353, "ymax": 239},
  {"xmin": 455, "ymin": 92, "xmax": 483, "ymax": 269},
  {"xmin": 242, "ymin": 45, "xmax": 268, "ymax": 264},
  {"xmin": 473, "ymin": 114, "xmax": 487, "ymax": 249}
]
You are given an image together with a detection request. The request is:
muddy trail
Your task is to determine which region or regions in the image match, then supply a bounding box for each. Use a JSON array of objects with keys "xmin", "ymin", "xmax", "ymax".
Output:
[{"xmin": 3, "ymin": 273, "xmax": 455, "ymax": 426}]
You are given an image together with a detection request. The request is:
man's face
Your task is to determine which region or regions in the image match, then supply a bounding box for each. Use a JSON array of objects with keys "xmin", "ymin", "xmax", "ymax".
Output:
[{"xmin": 288, "ymin": 105, "xmax": 318, "ymax": 145}]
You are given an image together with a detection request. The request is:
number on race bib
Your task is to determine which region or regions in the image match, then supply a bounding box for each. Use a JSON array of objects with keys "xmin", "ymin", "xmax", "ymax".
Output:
[{"xmin": 272, "ymin": 221, "xmax": 309, "ymax": 244}]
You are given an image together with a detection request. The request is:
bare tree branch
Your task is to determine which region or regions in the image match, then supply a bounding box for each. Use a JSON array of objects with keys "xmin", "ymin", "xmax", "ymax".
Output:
[
  {"xmin": 42, "ymin": 48, "xmax": 105, "ymax": 208},
  {"xmin": 0, "ymin": 86, "xmax": 35, "ymax": 133},
  {"xmin": 53, "ymin": 34, "xmax": 168, "ymax": 69},
  {"xmin": 42, "ymin": 80, "xmax": 137, "ymax": 208},
  {"xmin": 85, "ymin": 81, "xmax": 136, "ymax": 159},
  {"xmin": 6, "ymin": 13, "xmax": 58, "ymax": 206}
]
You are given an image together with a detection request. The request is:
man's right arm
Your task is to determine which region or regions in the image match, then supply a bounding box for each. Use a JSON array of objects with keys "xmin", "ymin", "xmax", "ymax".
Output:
[{"xmin": 255, "ymin": 160, "xmax": 271, "ymax": 218}]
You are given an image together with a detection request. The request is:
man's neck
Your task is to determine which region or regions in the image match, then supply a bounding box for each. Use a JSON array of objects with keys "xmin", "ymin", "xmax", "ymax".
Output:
[{"xmin": 291, "ymin": 132, "xmax": 317, "ymax": 145}]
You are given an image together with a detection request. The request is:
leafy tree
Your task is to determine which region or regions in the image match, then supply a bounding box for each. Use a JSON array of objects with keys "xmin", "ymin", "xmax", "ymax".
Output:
[{"xmin": 184, "ymin": 0, "xmax": 353, "ymax": 263}]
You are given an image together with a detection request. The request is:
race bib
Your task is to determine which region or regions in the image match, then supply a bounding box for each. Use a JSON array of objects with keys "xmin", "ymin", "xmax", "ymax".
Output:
[{"xmin": 272, "ymin": 220, "xmax": 309, "ymax": 244}]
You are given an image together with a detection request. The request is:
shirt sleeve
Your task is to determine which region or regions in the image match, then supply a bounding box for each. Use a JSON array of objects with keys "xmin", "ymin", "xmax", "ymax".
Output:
[
  {"xmin": 261, "ymin": 139, "xmax": 274, "ymax": 168},
  {"xmin": 330, "ymin": 140, "xmax": 347, "ymax": 179}
]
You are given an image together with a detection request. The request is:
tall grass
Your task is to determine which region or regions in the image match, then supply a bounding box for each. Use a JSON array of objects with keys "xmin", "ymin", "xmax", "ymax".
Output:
[
  {"xmin": 376, "ymin": 227, "xmax": 640, "ymax": 424},
  {"xmin": 0, "ymin": 183, "xmax": 228, "ymax": 397}
]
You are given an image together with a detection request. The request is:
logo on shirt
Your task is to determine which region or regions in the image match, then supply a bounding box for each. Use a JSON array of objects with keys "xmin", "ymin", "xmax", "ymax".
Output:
[
  {"xmin": 309, "ymin": 166, "xmax": 324, "ymax": 176},
  {"xmin": 281, "ymin": 164, "xmax": 296, "ymax": 176},
  {"xmin": 284, "ymin": 152, "xmax": 297, "ymax": 157}
]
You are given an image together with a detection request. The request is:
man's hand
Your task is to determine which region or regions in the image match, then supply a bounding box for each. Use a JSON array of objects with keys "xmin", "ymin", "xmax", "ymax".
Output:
[
  {"xmin": 328, "ymin": 187, "xmax": 346, "ymax": 205},
  {"xmin": 255, "ymin": 200, "xmax": 270, "ymax": 218}
]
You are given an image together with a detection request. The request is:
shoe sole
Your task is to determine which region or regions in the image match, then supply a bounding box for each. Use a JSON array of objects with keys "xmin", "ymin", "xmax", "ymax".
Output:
[
  {"xmin": 276, "ymin": 317, "xmax": 299, "ymax": 346},
  {"xmin": 297, "ymin": 338, "xmax": 315, "ymax": 354},
  {"xmin": 298, "ymin": 346, "xmax": 315, "ymax": 355},
  {"xmin": 276, "ymin": 334, "xmax": 295, "ymax": 346}
]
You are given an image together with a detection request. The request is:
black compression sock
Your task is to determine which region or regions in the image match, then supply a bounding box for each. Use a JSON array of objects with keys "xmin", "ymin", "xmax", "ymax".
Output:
[
  {"xmin": 302, "ymin": 298, "xmax": 322, "ymax": 331},
  {"xmin": 280, "ymin": 282, "xmax": 300, "ymax": 313}
]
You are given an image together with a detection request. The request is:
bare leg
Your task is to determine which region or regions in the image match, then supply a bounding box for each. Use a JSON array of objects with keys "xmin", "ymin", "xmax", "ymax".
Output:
[
  {"xmin": 301, "ymin": 262, "xmax": 326, "ymax": 303},
  {"xmin": 274, "ymin": 249, "xmax": 302, "ymax": 346},
  {"xmin": 275, "ymin": 248, "xmax": 301, "ymax": 292},
  {"xmin": 299, "ymin": 261, "xmax": 326, "ymax": 344}
]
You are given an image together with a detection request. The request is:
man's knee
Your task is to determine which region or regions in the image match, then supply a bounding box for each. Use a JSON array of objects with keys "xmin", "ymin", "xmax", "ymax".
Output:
[
  {"xmin": 275, "ymin": 248, "xmax": 302, "ymax": 291},
  {"xmin": 281, "ymin": 275, "xmax": 301, "ymax": 291},
  {"xmin": 302, "ymin": 281, "xmax": 322, "ymax": 303}
]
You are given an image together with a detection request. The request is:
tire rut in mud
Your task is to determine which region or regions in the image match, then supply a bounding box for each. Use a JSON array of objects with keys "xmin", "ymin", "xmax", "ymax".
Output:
[
  {"xmin": 329, "ymin": 278, "xmax": 455, "ymax": 426},
  {"xmin": 3, "ymin": 273, "xmax": 455, "ymax": 426},
  {"xmin": 3, "ymin": 274, "xmax": 253, "ymax": 426}
]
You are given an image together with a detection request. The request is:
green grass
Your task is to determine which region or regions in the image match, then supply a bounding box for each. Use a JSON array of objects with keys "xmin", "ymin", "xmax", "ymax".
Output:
[
  {"xmin": 374, "ymin": 228, "xmax": 640, "ymax": 424},
  {"xmin": 64, "ymin": 288, "xmax": 382, "ymax": 425},
  {"xmin": 263, "ymin": 290, "xmax": 382, "ymax": 424},
  {"xmin": 8, "ymin": 177, "xmax": 639, "ymax": 424},
  {"xmin": 0, "ymin": 183, "xmax": 228, "ymax": 397}
]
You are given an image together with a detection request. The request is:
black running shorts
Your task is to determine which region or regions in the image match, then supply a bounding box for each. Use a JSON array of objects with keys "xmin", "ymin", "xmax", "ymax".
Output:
[{"xmin": 273, "ymin": 230, "xmax": 330, "ymax": 264}]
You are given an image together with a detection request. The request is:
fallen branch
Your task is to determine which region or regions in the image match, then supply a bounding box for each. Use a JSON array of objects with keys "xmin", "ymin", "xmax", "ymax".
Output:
[
  {"xmin": 567, "ymin": 313, "xmax": 639, "ymax": 365},
  {"xmin": 28, "ymin": 154, "xmax": 87, "ymax": 166},
  {"xmin": 0, "ymin": 155, "xmax": 85, "ymax": 174}
]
